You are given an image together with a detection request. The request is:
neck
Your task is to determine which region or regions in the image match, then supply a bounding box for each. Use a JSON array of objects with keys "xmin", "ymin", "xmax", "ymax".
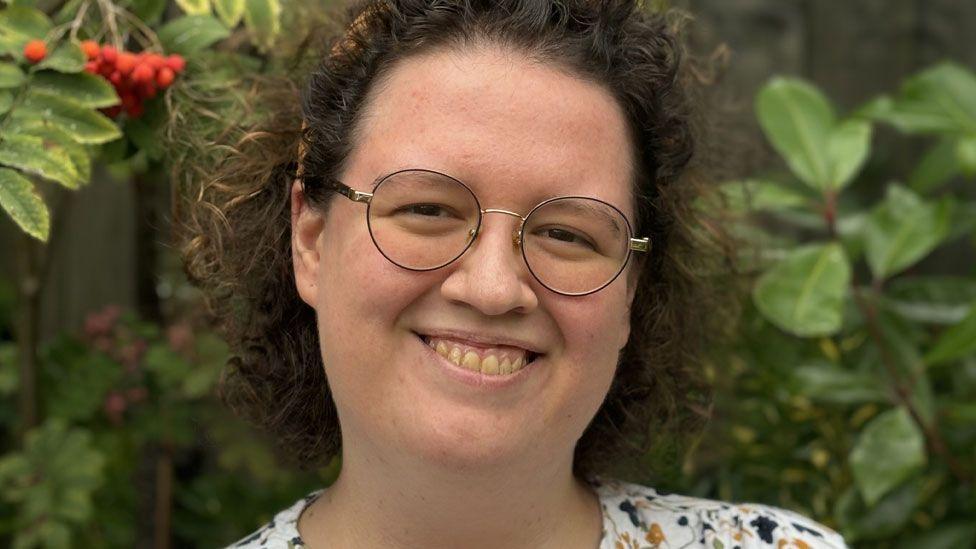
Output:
[{"xmin": 298, "ymin": 443, "xmax": 603, "ymax": 549}]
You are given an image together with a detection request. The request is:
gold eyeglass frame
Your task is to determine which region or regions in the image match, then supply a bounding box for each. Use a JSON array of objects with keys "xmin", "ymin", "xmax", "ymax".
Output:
[{"xmin": 304, "ymin": 168, "xmax": 651, "ymax": 296}]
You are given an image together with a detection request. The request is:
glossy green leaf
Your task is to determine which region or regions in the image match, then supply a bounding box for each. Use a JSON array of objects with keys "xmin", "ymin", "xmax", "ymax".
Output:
[
  {"xmin": 849, "ymin": 407, "xmax": 926, "ymax": 506},
  {"xmin": 753, "ymin": 242, "xmax": 851, "ymax": 337},
  {"xmin": 864, "ymin": 185, "xmax": 952, "ymax": 280},
  {"xmin": 925, "ymin": 306, "xmax": 976, "ymax": 366},
  {"xmin": 792, "ymin": 361, "xmax": 887, "ymax": 404},
  {"xmin": 11, "ymin": 90, "xmax": 121, "ymax": 144},
  {"xmin": 214, "ymin": 0, "xmax": 245, "ymax": 27},
  {"xmin": 175, "ymin": 0, "xmax": 211, "ymax": 16},
  {"xmin": 826, "ymin": 119, "xmax": 872, "ymax": 189},
  {"xmin": 0, "ymin": 7, "xmax": 51, "ymax": 58},
  {"xmin": 872, "ymin": 62, "xmax": 976, "ymax": 135},
  {"xmin": 909, "ymin": 138, "xmax": 960, "ymax": 193},
  {"xmin": 158, "ymin": 15, "xmax": 230, "ymax": 56},
  {"xmin": 719, "ymin": 179, "xmax": 810, "ymax": 212},
  {"xmin": 0, "ymin": 134, "xmax": 82, "ymax": 188},
  {"xmin": 757, "ymin": 77, "xmax": 834, "ymax": 190},
  {"xmin": 956, "ymin": 134, "xmax": 976, "ymax": 177},
  {"xmin": 835, "ymin": 480, "xmax": 920, "ymax": 542},
  {"xmin": 885, "ymin": 276, "xmax": 976, "ymax": 325},
  {"xmin": 0, "ymin": 167, "xmax": 48, "ymax": 241},
  {"xmin": 0, "ymin": 62, "xmax": 25, "ymax": 88},
  {"xmin": 30, "ymin": 71, "xmax": 119, "ymax": 108},
  {"xmin": 36, "ymin": 40, "xmax": 85, "ymax": 73},
  {"xmin": 129, "ymin": 0, "xmax": 168, "ymax": 25},
  {"xmin": 243, "ymin": 0, "xmax": 281, "ymax": 51}
]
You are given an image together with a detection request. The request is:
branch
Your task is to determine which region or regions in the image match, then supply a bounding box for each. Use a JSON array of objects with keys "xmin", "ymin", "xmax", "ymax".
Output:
[{"xmin": 851, "ymin": 286, "xmax": 972, "ymax": 484}]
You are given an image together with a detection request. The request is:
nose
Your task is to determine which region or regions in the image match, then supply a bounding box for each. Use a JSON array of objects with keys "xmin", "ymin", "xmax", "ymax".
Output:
[{"xmin": 439, "ymin": 212, "xmax": 539, "ymax": 315}]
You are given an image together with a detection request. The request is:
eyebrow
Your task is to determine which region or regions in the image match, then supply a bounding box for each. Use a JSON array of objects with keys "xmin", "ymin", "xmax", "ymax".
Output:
[{"xmin": 548, "ymin": 199, "xmax": 624, "ymax": 237}]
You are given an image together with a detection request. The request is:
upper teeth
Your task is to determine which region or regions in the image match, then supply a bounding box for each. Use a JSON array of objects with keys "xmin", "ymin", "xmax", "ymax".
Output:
[{"xmin": 426, "ymin": 337, "xmax": 529, "ymax": 375}]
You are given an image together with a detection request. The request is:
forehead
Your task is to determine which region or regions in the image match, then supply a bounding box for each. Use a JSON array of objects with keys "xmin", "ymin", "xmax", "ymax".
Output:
[{"xmin": 343, "ymin": 46, "xmax": 636, "ymax": 217}]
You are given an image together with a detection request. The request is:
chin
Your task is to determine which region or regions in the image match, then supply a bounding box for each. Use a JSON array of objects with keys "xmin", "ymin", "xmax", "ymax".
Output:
[{"xmin": 400, "ymin": 413, "xmax": 537, "ymax": 472}]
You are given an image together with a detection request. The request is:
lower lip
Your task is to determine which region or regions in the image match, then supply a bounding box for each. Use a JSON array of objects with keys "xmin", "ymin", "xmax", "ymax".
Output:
[{"xmin": 414, "ymin": 334, "xmax": 541, "ymax": 390}]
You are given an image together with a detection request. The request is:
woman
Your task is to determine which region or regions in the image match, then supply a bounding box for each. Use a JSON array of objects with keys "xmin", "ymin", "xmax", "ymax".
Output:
[{"xmin": 180, "ymin": 0, "xmax": 848, "ymax": 547}]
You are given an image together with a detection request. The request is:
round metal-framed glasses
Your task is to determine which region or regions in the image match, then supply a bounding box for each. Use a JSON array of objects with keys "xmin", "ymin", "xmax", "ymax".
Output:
[{"xmin": 304, "ymin": 169, "xmax": 650, "ymax": 296}]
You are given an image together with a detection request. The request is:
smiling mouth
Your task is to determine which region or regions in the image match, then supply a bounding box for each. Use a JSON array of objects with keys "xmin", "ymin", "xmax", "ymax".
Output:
[{"xmin": 416, "ymin": 333, "xmax": 540, "ymax": 375}]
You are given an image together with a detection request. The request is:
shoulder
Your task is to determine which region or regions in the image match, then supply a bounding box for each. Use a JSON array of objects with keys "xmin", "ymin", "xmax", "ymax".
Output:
[
  {"xmin": 225, "ymin": 490, "xmax": 322, "ymax": 549},
  {"xmin": 591, "ymin": 477, "xmax": 848, "ymax": 549}
]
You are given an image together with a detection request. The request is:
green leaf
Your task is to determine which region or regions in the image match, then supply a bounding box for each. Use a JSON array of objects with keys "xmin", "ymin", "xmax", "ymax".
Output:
[
  {"xmin": 0, "ymin": 167, "xmax": 48, "ymax": 240},
  {"xmin": 753, "ymin": 242, "xmax": 851, "ymax": 337},
  {"xmin": 956, "ymin": 134, "xmax": 976, "ymax": 177},
  {"xmin": 144, "ymin": 344, "xmax": 192, "ymax": 392},
  {"xmin": 0, "ymin": 419, "xmax": 105, "ymax": 541},
  {"xmin": 826, "ymin": 119, "xmax": 872, "ymax": 189},
  {"xmin": 43, "ymin": 344, "xmax": 123, "ymax": 422},
  {"xmin": 11, "ymin": 90, "xmax": 121, "ymax": 144},
  {"xmin": 719, "ymin": 179, "xmax": 810, "ymax": 212},
  {"xmin": 909, "ymin": 138, "xmax": 960, "ymax": 193},
  {"xmin": 29, "ymin": 71, "xmax": 118, "ymax": 108},
  {"xmin": 214, "ymin": 0, "xmax": 245, "ymax": 27},
  {"xmin": 835, "ymin": 480, "xmax": 920, "ymax": 542},
  {"xmin": 0, "ymin": 7, "xmax": 51, "ymax": 58},
  {"xmin": 756, "ymin": 77, "xmax": 834, "ymax": 189},
  {"xmin": 0, "ymin": 62, "xmax": 25, "ymax": 88},
  {"xmin": 0, "ymin": 134, "xmax": 82, "ymax": 188},
  {"xmin": 158, "ymin": 15, "xmax": 230, "ymax": 56},
  {"xmin": 925, "ymin": 306, "xmax": 976, "ymax": 366},
  {"xmin": 0, "ymin": 89, "xmax": 13, "ymax": 114},
  {"xmin": 792, "ymin": 361, "xmax": 887, "ymax": 404},
  {"xmin": 52, "ymin": 0, "xmax": 86, "ymax": 25},
  {"xmin": 175, "ymin": 0, "xmax": 211, "ymax": 15},
  {"xmin": 36, "ymin": 40, "xmax": 85, "ymax": 73},
  {"xmin": 243, "ymin": 0, "xmax": 281, "ymax": 51},
  {"xmin": 885, "ymin": 276, "xmax": 976, "ymax": 325},
  {"xmin": 873, "ymin": 62, "xmax": 976, "ymax": 135},
  {"xmin": 129, "ymin": 0, "xmax": 168, "ymax": 25},
  {"xmin": 9, "ymin": 119, "xmax": 92, "ymax": 183},
  {"xmin": 849, "ymin": 407, "xmax": 926, "ymax": 506},
  {"xmin": 124, "ymin": 99, "xmax": 167, "ymax": 161},
  {"xmin": 864, "ymin": 185, "xmax": 952, "ymax": 280},
  {"xmin": 873, "ymin": 309, "xmax": 936, "ymax": 424}
]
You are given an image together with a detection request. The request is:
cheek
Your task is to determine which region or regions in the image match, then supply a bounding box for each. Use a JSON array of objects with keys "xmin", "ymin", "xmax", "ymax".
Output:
[
  {"xmin": 556, "ymin": 289, "xmax": 631, "ymax": 357},
  {"xmin": 548, "ymin": 288, "xmax": 632, "ymax": 397}
]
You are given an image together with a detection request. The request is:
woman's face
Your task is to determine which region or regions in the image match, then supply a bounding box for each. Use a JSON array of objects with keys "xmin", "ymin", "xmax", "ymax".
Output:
[{"xmin": 292, "ymin": 46, "xmax": 637, "ymax": 473}]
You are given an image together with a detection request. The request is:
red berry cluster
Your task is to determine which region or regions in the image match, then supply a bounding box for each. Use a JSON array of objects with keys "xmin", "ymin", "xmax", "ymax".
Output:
[
  {"xmin": 23, "ymin": 39, "xmax": 47, "ymax": 64},
  {"xmin": 81, "ymin": 40, "xmax": 185, "ymax": 119}
]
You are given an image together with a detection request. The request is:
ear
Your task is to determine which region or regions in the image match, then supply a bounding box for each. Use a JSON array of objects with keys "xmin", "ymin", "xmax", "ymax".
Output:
[{"xmin": 291, "ymin": 179, "xmax": 325, "ymax": 307}]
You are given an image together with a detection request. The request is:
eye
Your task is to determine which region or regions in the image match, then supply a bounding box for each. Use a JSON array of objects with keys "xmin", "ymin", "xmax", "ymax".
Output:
[
  {"xmin": 396, "ymin": 203, "xmax": 456, "ymax": 218},
  {"xmin": 539, "ymin": 227, "xmax": 597, "ymax": 250}
]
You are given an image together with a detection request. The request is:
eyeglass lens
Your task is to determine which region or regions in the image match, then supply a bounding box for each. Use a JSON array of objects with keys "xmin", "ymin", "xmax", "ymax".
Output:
[{"xmin": 366, "ymin": 170, "xmax": 632, "ymax": 295}]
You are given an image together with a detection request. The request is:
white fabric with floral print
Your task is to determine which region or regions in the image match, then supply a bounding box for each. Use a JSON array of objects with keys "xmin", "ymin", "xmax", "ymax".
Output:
[{"xmin": 229, "ymin": 477, "xmax": 848, "ymax": 548}]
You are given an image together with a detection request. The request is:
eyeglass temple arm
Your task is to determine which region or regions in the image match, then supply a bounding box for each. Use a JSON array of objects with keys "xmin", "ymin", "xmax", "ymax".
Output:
[{"xmin": 303, "ymin": 175, "xmax": 373, "ymax": 204}]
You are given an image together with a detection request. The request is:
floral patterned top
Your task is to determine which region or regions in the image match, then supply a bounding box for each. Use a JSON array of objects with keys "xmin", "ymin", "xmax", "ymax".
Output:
[{"xmin": 229, "ymin": 477, "xmax": 848, "ymax": 548}]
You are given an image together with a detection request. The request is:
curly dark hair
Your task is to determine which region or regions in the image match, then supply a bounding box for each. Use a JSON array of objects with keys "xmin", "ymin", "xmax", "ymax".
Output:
[{"xmin": 177, "ymin": 0, "xmax": 736, "ymax": 480}]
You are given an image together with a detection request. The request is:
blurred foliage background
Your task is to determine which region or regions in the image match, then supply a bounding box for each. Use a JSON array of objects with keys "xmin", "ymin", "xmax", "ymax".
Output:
[{"xmin": 0, "ymin": 0, "xmax": 974, "ymax": 547}]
